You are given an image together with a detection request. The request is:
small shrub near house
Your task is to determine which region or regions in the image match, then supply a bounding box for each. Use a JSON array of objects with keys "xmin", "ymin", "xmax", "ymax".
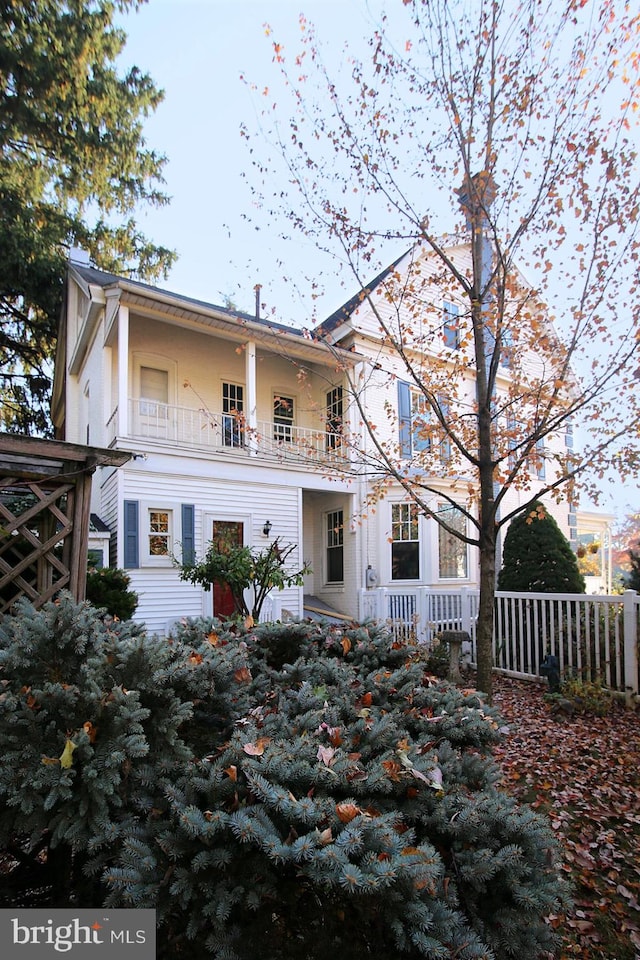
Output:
[
  {"xmin": 86, "ymin": 565, "xmax": 139, "ymax": 620},
  {"xmin": 0, "ymin": 595, "xmax": 570, "ymax": 958}
]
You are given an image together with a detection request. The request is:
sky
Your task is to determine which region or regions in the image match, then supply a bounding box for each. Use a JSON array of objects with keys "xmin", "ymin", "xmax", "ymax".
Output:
[
  {"xmin": 114, "ymin": 0, "xmax": 640, "ymax": 521},
  {"xmin": 116, "ymin": 0, "xmax": 389, "ymax": 324}
]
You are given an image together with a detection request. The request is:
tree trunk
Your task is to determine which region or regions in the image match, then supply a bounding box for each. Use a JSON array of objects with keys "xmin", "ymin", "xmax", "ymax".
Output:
[{"xmin": 476, "ymin": 509, "xmax": 497, "ymax": 699}]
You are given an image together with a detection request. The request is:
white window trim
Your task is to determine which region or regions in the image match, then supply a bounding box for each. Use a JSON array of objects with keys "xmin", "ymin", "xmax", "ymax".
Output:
[
  {"xmin": 325, "ymin": 508, "xmax": 345, "ymax": 586},
  {"xmin": 140, "ymin": 500, "xmax": 180, "ymax": 567},
  {"xmin": 389, "ymin": 501, "xmax": 421, "ymax": 582}
]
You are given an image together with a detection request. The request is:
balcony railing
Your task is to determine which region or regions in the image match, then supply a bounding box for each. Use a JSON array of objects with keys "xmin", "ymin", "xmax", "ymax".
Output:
[{"xmin": 106, "ymin": 400, "xmax": 345, "ymax": 464}]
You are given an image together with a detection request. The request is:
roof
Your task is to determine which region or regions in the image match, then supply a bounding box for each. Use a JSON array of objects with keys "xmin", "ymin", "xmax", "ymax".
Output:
[
  {"xmin": 317, "ymin": 248, "xmax": 410, "ymax": 337},
  {"xmin": 70, "ymin": 261, "xmax": 317, "ymax": 339},
  {"xmin": 89, "ymin": 513, "xmax": 111, "ymax": 534}
]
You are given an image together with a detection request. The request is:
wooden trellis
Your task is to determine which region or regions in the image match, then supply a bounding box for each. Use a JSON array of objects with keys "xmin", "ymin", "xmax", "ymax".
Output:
[{"xmin": 0, "ymin": 434, "xmax": 129, "ymax": 614}]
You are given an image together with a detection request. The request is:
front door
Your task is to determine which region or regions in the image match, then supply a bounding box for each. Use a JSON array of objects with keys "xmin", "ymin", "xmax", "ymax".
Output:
[{"xmin": 211, "ymin": 519, "xmax": 244, "ymax": 618}]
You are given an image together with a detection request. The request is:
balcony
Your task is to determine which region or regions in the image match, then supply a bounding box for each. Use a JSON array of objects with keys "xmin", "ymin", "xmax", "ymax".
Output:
[{"xmin": 106, "ymin": 400, "xmax": 346, "ymax": 465}]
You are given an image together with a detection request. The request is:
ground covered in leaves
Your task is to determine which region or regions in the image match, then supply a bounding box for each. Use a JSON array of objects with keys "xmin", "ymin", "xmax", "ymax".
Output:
[{"xmin": 491, "ymin": 675, "xmax": 640, "ymax": 959}]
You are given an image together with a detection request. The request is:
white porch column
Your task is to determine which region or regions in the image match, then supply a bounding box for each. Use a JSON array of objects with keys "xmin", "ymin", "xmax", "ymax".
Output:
[
  {"xmin": 117, "ymin": 304, "xmax": 130, "ymax": 438},
  {"xmin": 245, "ymin": 339, "xmax": 257, "ymax": 455}
]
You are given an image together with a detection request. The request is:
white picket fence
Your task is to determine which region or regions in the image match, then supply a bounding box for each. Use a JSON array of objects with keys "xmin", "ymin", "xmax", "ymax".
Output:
[{"xmin": 358, "ymin": 587, "xmax": 640, "ymax": 697}]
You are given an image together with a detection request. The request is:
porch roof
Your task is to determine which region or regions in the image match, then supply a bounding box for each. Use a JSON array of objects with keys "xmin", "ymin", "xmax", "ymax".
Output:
[{"xmin": 69, "ymin": 262, "xmax": 363, "ymax": 368}]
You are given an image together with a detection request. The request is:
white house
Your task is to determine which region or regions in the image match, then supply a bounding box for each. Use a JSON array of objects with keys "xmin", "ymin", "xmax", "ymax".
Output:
[
  {"xmin": 52, "ymin": 261, "xmax": 362, "ymax": 635},
  {"xmin": 52, "ymin": 242, "xmax": 581, "ymax": 638}
]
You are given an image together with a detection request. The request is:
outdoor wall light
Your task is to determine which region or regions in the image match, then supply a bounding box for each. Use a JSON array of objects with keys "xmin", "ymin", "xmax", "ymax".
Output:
[{"xmin": 263, "ymin": 520, "xmax": 272, "ymax": 536}]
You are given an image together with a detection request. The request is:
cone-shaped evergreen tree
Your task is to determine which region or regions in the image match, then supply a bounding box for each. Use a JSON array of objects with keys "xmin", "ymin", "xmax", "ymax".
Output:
[{"xmin": 498, "ymin": 502, "xmax": 585, "ymax": 593}]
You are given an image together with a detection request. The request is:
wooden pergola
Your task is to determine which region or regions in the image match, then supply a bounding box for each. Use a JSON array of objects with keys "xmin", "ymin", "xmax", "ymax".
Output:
[{"xmin": 0, "ymin": 434, "xmax": 130, "ymax": 614}]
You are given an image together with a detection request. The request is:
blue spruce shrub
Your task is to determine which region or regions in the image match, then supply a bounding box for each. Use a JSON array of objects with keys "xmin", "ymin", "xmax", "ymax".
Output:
[
  {"xmin": 0, "ymin": 603, "xmax": 569, "ymax": 955},
  {"xmin": 0, "ymin": 594, "xmax": 192, "ymax": 905},
  {"xmin": 106, "ymin": 618, "xmax": 570, "ymax": 960}
]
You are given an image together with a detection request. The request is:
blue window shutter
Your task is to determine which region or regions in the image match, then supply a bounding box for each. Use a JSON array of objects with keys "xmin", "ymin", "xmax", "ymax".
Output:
[
  {"xmin": 181, "ymin": 504, "xmax": 195, "ymax": 565},
  {"xmin": 123, "ymin": 500, "xmax": 139, "ymax": 569},
  {"xmin": 398, "ymin": 381, "xmax": 412, "ymax": 458},
  {"xmin": 443, "ymin": 301, "xmax": 460, "ymax": 348}
]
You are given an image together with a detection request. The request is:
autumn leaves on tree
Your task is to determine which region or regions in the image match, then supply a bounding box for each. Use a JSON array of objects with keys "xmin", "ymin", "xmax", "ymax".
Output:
[{"xmin": 245, "ymin": 0, "xmax": 640, "ymax": 696}]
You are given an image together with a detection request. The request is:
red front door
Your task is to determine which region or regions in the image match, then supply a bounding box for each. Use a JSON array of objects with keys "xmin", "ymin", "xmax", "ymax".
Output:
[{"xmin": 211, "ymin": 520, "xmax": 244, "ymax": 618}]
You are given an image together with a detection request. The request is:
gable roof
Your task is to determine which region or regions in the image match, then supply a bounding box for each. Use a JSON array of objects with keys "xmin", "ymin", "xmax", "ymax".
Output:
[{"xmin": 316, "ymin": 248, "xmax": 410, "ymax": 338}]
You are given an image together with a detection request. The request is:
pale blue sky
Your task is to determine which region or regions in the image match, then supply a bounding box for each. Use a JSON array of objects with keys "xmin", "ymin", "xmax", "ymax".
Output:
[{"xmin": 117, "ymin": 0, "xmax": 387, "ymax": 323}]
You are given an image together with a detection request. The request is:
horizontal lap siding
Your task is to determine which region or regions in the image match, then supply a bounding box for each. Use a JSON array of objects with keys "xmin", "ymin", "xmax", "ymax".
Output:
[{"xmin": 120, "ymin": 468, "xmax": 302, "ymax": 636}]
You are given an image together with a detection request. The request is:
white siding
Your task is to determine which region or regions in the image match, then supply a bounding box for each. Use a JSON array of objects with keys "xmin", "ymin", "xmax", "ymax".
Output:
[{"xmin": 119, "ymin": 467, "xmax": 305, "ymax": 636}]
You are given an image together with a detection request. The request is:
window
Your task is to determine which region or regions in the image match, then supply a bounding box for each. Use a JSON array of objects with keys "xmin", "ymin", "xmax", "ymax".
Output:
[
  {"xmin": 222, "ymin": 382, "xmax": 244, "ymax": 447},
  {"xmin": 391, "ymin": 503, "xmax": 420, "ymax": 580},
  {"xmin": 565, "ymin": 421, "xmax": 574, "ymax": 449},
  {"xmin": 398, "ymin": 382, "xmax": 450, "ymax": 461},
  {"xmin": 148, "ymin": 509, "xmax": 172, "ymax": 558},
  {"xmin": 274, "ymin": 395, "xmax": 294, "ymax": 442},
  {"xmin": 437, "ymin": 505, "xmax": 467, "ymax": 579},
  {"xmin": 123, "ymin": 501, "xmax": 194, "ymax": 569},
  {"xmin": 326, "ymin": 510, "xmax": 344, "ymax": 583},
  {"xmin": 506, "ymin": 413, "xmax": 518, "ymax": 471},
  {"xmin": 436, "ymin": 397, "xmax": 452, "ymax": 463},
  {"xmin": 443, "ymin": 301, "xmax": 460, "ymax": 348},
  {"xmin": 326, "ymin": 387, "xmax": 343, "ymax": 450},
  {"xmin": 140, "ymin": 366, "xmax": 169, "ymax": 417}
]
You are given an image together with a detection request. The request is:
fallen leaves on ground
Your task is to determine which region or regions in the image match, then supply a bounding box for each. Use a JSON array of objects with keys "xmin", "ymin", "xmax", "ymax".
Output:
[{"xmin": 492, "ymin": 675, "xmax": 640, "ymax": 960}]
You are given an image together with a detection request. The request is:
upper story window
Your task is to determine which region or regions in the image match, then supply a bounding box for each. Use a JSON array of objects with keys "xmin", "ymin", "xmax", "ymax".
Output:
[
  {"xmin": 534, "ymin": 438, "xmax": 546, "ymax": 479},
  {"xmin": 443, "ymin": 301, "xmax": 460, "ymax": 349},
  {"xmin": 391, "ymin": 502, "xmax": 420, "ymax": 580},
  {"xmin": 326, "ymin": 387, "xmax": 343, "ymax": 450},
  {"xmin": 565, "ymin": 421, "xmax": 574, "ymax": 450},
  {"xmin": 274, "ymin": 395, "xmax": 295, "ymax": 442},
  {"xmin": 411, "ymin": 391, "xmax": 431, "ymax": 453},
  {"xmin": 222, "ymin": 382, "xmax": 244, "ymax": 447},
  {"xmin": 399, "ymin": 382, "xmax": 453, "ymax": 463},
  {"xmin": 437, "ymin": 504, "xmax": 467, "ymax": 579},
  {"xmin": 140, "ymin": 366, "xmax": 169, "ymax": 417}
]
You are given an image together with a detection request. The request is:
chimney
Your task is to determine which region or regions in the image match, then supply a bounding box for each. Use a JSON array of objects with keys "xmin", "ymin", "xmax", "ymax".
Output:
[
  {"xmin": 455, "ymin": 171, "xmax": 496, "ymax": 229},
  {"xmin": 254, "ymin": 284, "xmax": 262, "ymax": 320}
]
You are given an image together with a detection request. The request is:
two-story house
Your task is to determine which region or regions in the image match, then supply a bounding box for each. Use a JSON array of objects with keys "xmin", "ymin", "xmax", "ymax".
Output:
[
  {"xmin": 53, "ymin": 240, "xmax": 583, "ymax": 639},
  {"xmin": 52, "ymin": 260, "xmax": 361, "ymax": 635}
]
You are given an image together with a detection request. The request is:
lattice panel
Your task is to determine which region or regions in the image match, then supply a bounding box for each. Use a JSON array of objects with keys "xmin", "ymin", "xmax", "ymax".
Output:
[{"xmin": 0, "ymin": 480, "xmax": 76, "ymax": 613}]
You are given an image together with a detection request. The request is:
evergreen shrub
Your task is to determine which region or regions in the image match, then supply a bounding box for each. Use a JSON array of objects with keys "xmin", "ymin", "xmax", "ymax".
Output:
[
  {"xmin": 0, "ymin": 597, "xmax": 570, "ymax": 958},
  {"xmin": 86, "ymin": 566, "xmax": 139, "ymax": 620},
  {"xmin": 498, "ymin": 502, "xmax": 585, "ymax": 594}
]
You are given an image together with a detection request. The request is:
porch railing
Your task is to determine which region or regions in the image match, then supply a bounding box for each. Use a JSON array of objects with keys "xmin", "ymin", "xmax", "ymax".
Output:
[
  {"xmin": 106, "ymin": 401, "xmax": 344, "ymax": 462},
  {"xmin": 359, "ymin": 586, "xmax": 640, "ymax": 696}
]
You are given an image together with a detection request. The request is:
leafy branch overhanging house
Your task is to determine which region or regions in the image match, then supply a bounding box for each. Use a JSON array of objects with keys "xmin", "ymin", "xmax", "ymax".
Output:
[{"xmin": 51, "ymin": 245, "xmax": 612, "ymax": 639}]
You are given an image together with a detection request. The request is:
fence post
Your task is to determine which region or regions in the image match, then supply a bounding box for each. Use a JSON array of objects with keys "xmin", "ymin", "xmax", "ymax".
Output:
[
  {"xmin": 460, "ymin": 587, "xmax": 472, "ymax": 636},
  {"xmin": 418, "ymin": 587, "xmax": 430, "ymax": 645},
  {"xmin": 623, "ymin": 590, "xmax": 639, "ymax": 698}
]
